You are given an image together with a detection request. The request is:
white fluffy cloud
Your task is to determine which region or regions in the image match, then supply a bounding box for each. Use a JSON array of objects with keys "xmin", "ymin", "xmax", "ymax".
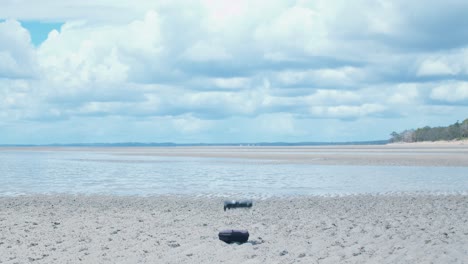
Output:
[
  {"xmin": 387, "ymin": 83, "xmax": 421, "ymax": 105},
  {"xmin": 0, "ymin": 20, "xmax": 37, "ymax": 78},
  {"xmin": 309, "ymin": 104, "xmax": 387, "ymax": 120},
  {"xmin": 417, "ymin": 48, "xmax": 468, "ymax": 77},
  {"xmin": 38, "ymin": 11, "xmax": 163, "ymax": 85},
  {"xmin": 430, "ymin": 82, "xmax": 468, "ymax": 103},
  {"xmin": 254, "ymin": 5, "xmax": 328, "ymax": 56},
  {"xmin": 1, "ymin": 0, "xmax": 468, "ymax": 143},
  {"xmin": 276, "ymin": 67, "xmax": 366, "ymax": 88}
]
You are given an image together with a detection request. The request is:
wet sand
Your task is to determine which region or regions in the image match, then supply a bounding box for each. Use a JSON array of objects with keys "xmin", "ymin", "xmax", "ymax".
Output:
[
  {"xmin": 0, "ymin": 195, "xmax": 467, "ymax": 263},
  {"xmin": 3, "ymin": 142, "xmax": 468, "ymax": 166}
]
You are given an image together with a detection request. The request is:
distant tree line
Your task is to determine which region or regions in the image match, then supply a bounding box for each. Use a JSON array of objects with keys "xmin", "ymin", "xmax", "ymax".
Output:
[{"xmin": 390, "ymin": 118, "xmax": 468, "ymax": 143}]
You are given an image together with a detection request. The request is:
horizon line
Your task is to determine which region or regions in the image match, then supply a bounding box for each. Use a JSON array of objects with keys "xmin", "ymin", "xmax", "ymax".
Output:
[{"xmin": 0, "ymin": 140, "xmax": 389, "ymax": 147}]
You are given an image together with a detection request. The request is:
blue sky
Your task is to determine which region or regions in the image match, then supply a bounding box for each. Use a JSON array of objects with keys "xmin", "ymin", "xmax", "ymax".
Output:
[
  {"xmin": 20, "ymin": 21, "xmax": 64, "ymax": 46},
  {"xmin": 0, "ymin": 0, "xmax": 467, "ymax": 144}
]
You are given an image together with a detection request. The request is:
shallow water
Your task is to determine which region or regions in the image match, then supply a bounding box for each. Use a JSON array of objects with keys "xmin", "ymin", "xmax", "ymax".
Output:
[{"xmin": 0, "ymin": 149, "xmax": 467, "ymax": 197}]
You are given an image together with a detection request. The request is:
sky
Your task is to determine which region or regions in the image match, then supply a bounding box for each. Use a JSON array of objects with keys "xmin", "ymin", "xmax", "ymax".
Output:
[{"xmin": 0, "ymin": 0, "xmax": 468, "ymax": 144}]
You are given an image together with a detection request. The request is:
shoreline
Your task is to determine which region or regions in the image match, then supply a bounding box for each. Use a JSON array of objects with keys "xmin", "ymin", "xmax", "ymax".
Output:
[
  {"xmin": 2, "ymin": 190, "xmax": 468, "ymax": 199},
  {"xmin": 387, "ymin": 139, "xmax": 468, "ymax": 146},
  {"xmin": 1, "ymin": 138, "xmax": 468, "ymax": 148},
  {"xmin": 1, "ymin": 138, "xmax": 467, "ymax": 148},
  {"xmin": 1, "ymin": 194, "xmax": 466, "ymax": 263}
]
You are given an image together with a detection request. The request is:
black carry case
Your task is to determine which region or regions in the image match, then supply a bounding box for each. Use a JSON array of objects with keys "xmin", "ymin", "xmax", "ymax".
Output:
[
  {"xmin": 224, "ymin": 200, "xmax": 253, "ymax": 211},
  {"xmin": 218, "ymin": 229, "xmax": 249, "ymax": 244}
]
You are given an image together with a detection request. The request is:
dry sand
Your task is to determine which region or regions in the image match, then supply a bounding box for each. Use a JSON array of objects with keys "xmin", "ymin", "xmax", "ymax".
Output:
[{"xmin": 1, "ymin": 195, "xmax": 467, "ymax": 263}]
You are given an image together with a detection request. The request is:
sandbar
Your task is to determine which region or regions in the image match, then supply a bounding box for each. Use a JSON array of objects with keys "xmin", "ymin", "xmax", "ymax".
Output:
[{"xmin": 3, "ymin": 143, "xmax": 468, "ymax": 166}]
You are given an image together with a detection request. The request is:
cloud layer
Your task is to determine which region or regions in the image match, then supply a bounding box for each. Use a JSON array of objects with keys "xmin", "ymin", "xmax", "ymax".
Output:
[{"xmin": 1, "ymin": 0, "xmax": 468, "ymax": 143}]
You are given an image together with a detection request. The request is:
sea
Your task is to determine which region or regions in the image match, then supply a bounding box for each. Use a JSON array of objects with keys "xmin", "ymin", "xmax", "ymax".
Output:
[{"xmin": 0, "ymin": 148, "xmax": 467, "ymax": 197}]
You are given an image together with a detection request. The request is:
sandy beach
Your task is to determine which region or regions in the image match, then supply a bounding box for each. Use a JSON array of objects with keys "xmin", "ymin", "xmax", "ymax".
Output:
[
  {"xmin": 0, "ymin": 195, "xmax": 467, "ymax": 263},
  {"xmin": 1, "ymin": 144, "xmax": 467, "ymax": 263}
]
